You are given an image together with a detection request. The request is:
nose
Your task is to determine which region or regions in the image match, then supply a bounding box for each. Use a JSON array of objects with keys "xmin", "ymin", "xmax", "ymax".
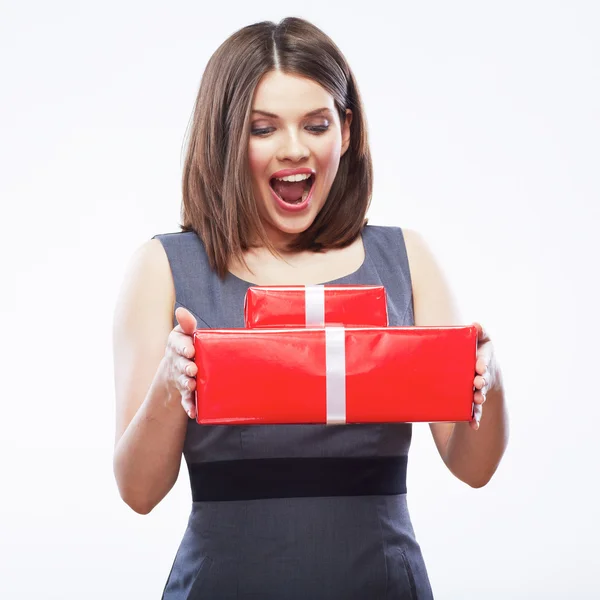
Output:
[{"xmin": 275, "ymin": 130, "xmax": 310, "ymax": 163}]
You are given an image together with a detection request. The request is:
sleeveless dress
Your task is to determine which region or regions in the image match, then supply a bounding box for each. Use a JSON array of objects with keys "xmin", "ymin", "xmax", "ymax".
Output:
[{"xmin": 153, "ymin": 224, "xmax": 435, "ymax": 600}]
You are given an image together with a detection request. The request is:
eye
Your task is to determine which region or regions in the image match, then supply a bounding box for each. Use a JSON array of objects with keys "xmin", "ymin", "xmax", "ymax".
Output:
[
  {"xmin": 306, "ymin": 125, "xmax": 329, "ymax": 134},
  {"xmin": 251, "ymin": 127, "xmax": 274, "ymax": 136}
]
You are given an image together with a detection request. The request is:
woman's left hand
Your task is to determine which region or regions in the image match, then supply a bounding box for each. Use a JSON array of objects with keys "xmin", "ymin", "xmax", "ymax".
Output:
[{"xmin": 471, "ymin": 322, "xmax": 495, "ymax": 431}]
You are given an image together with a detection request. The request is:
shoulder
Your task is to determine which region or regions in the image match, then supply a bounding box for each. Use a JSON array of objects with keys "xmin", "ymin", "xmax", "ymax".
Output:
[
  {"xmin": 400, "ymin": 228, "xmax": 464, "ymax": 326},
  {"xmin": 151, "ymin": 230, "xmax": 206, "ymax": 268},
  {"xmin": 117, "ymin": 238, "xmax": 175, "ymax": 312},
  {"xmin": 398, "ymin": 227, "xmax": 426, "ymax": 261},
  {"xmin": 363, "ymin": 223, "xmax": 404, "ymax": 241},
  {"xmin": 362, "ymin": 224, "xmax": 411, "ymax": 258},
  {"xmin": 130, "ymin": 237, "xmax": 170, "ymax": 275},
  {"xmin": 363, "ymin": 223, "xmax": 420, "ymax": 262},
  {"xmin": 152, "ymin": 230, "xmax": 201, "ymax": 251},
  {"xmin": 363, "ymin": 225, "xmax": 430, "ymax": 282},
  {"xmin": 400, "ymin": 227, "xmax": 444, "ymax": 285}
]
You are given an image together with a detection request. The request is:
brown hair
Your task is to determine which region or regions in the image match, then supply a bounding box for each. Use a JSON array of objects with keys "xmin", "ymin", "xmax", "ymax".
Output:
[{"xmin": 180, "ymin": 17, "xmax": 373, "ymax": 278}]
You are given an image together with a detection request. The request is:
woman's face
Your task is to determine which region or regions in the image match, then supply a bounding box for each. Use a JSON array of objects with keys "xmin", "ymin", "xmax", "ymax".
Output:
[{"xmin": 248, "ymin": 70, "xmax": 351, "ymax": 248}]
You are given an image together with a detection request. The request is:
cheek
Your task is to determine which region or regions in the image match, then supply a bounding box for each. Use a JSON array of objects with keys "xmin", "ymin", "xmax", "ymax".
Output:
[
  {"xmin": 314, "ymin": 136, "xmax": 342, "ymax": 173},
  {"xmin": 248, "ymin": 143, "xmax": 270, "ymax": 179}
]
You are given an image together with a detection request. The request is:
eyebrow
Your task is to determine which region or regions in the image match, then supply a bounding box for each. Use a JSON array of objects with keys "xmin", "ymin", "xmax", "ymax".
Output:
[{"xmin": 251, "ymin": 107, "xmax": 333, "ymax": 118}]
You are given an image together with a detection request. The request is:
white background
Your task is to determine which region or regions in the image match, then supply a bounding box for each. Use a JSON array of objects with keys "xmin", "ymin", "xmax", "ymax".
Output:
[{"xmin": 1, "ymin": 1, "xmax": 598, "ymax": 598}]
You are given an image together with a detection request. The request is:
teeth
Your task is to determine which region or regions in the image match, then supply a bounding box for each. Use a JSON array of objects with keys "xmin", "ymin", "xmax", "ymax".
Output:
[{"xmin": 274, "ymin": 173, "xmax": 312, "ymax": 182}]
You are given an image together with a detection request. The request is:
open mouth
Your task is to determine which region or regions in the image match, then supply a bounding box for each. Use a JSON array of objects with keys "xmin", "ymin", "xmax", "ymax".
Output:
[{"xmin": 269, "ymin": 174, "xmax": 315, "ymax": 205}]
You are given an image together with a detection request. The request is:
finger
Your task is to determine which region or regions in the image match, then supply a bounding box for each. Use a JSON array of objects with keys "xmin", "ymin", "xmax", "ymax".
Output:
[
  {"xmin": 473, "ymin": 375, "xmax": 487, "ymax": 390},
  {"xmin": 475, "ymin": 354, "xmax": 490, "ymax": 376},
  {"xmin": 180, "ymin": 390, "xmax": 196, "ymax": 419},
  {"xmin": 174, "ymin": 306, "xmax": 198, "ymax": 335},
  {"xmin": 472, "ymin": 322, "xmax": 490, "ymax": 342},
  {"xmin": 177, "ymin": 373, "xmax": 197, "ymax": 395},
  {"xmin": 473, "ymin": 373, "xmax": 489, "ymax": 396},
  {"xmin": 473, "ymin": 390, "xmax": 487, "ymax": 405},
  {"xmin": 168, "ymin": 331, "xmax": 196, "ymax": 359},
  {"xmin": 472, "ymin": 403, "xmax": 482, "ymax": 429},
  {"xmin": 178, "ymin": 356, "xmax": 197, "ymax": 377}
]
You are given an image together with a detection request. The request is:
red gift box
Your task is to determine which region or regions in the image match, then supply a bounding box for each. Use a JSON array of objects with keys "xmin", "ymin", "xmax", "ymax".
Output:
[
  {"xmin": 193, "ymin": 325, "xmax": 477, "ymax": 425},
  {"xmin": 244, "ymin": 285, "xmax": 388, "ymax": 328}
]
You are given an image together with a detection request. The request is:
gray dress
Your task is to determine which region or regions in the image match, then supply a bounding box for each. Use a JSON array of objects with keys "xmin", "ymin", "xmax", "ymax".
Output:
[{"xmin": 153, "ymin": 225, "xmax": 435, "ymax": 599}]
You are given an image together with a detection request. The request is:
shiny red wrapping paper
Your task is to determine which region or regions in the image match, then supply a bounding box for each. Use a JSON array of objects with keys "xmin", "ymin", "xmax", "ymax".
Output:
[
  {"xmin": 244, "ymin": 285, "xmax": 388, "ymax": 328},
  {"xmin": 193, "ymin": 325, "xmax": 477, "ymax": 425}
]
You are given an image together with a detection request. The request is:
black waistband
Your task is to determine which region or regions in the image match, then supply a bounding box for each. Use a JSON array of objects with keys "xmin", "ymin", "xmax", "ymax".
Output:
[{"xmin": 188, "ymin": 456, "xmax": 408, "ymax": 501}]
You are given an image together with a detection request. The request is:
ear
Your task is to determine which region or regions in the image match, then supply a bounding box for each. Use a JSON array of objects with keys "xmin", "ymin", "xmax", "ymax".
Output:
[{"xmin": 340, "ymin": 109, "xmax": 353, "ymax": 157}]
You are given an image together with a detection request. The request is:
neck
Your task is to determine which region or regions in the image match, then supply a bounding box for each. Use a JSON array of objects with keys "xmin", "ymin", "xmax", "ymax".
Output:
[{"xmin": 253, "ymin": 224, "xmax": 303, "ymax": 254}]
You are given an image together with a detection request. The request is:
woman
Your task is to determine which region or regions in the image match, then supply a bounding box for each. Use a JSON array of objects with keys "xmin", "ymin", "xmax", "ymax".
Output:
[{"xmin": 113, "ymin": 17, "xmax": 509, "ymax": 599}]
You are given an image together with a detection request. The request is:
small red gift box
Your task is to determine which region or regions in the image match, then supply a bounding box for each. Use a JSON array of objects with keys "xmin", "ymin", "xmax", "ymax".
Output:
[
  {"xmin": 193, "ymin": 326, "xmax": 477, "ymax": 425},
  {"xmin": 244, "ymin": 285, "xmax": 388, "ymax": 328}
]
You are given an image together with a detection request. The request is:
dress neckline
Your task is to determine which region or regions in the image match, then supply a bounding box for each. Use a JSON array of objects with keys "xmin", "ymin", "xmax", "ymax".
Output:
[{"xmin": 225, "ymin": 226, "xmax": 371, "ymax": 288}]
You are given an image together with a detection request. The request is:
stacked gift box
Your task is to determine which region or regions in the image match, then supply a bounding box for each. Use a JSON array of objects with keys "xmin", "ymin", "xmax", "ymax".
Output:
[{"xmin": 193, "ymin": 285, "xmax": 476, "ymax": 425}]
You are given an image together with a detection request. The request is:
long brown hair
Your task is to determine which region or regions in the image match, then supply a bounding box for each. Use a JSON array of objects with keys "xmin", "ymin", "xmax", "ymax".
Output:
[{"xmin": 181, "ymin": 17, "xmax": 373, "ymax": 278}]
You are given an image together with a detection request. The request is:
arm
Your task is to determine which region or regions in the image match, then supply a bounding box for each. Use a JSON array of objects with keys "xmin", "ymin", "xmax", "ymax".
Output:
[
  {"xmin": 403, "ymin": 228, "xmax": 509, "ymax": 488},
  {"xmin": 112, "ymin": 239, "xmax": 189, "ymax": 514}
]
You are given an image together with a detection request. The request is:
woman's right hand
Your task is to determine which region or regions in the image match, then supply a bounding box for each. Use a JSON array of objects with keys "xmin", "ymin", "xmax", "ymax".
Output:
[{"xmin": 162, "ymin": 306, "xmax": 198, "ymax": 419}]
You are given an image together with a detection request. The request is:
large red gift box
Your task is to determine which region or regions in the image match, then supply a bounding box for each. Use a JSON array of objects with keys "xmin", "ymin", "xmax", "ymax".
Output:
[
  {"xmin": 244, "ymin": 285, "xmax": 388, "ymax": 328},
  {"xmin": 193, "ymin": 325, "xmax": 477, "ymax": 425}
]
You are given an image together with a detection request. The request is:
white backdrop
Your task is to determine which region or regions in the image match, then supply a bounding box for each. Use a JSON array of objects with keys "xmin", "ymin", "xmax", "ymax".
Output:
[{"xmin": 1, "ymin": 1, "xmax": 598, "ymax": 598}]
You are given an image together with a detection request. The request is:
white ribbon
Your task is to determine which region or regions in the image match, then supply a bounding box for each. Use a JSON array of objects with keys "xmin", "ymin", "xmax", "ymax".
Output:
[
  {"xmin": 325, "ymin": 326, "xmax": 346, "ymax": 424},
  {"xmin": 305, "ymin": 284, "xmax": 325, "ymax": 327}
]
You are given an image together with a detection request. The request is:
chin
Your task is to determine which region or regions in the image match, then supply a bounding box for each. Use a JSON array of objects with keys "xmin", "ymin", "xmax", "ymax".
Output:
[{"xmin": 263, "ymin": 212, "xmax": 317, "ymax": 241}]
